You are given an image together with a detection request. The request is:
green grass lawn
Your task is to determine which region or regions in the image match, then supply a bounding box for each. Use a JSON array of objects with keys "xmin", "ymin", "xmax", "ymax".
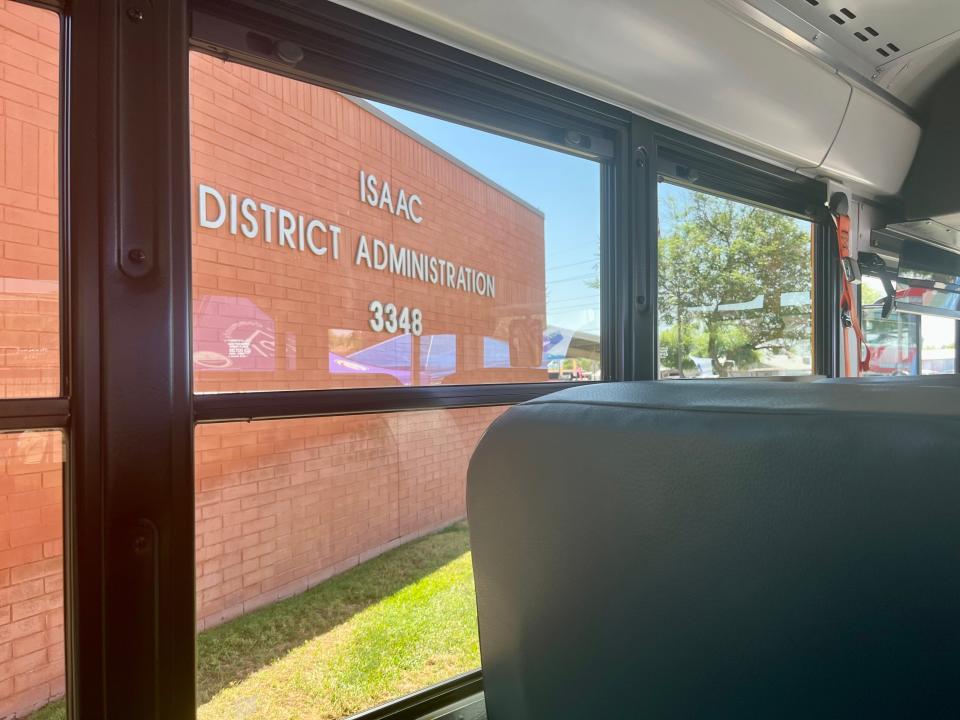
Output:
[{"xmin": 26, "ymin": 522, "xmax": 479, "ymax": 720}]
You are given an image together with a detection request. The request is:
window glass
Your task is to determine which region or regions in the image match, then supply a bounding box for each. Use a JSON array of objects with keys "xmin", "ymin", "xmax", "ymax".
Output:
[
  {"xmin": 194, "ymin": 407, "xmax": 504, "ymax": 717},
  {"xmin": 0, "ymin": 428, "xmax": 64, "ymax": 719},
  {"xmin": 657, "ymin": 184, "xmax": 814, "ymax": 379},
  {"xmin": 190, "ymin": 54, "xmax": 601, "ymax": 393},
  {"xmin": 862, "ymin": 276, "xmax": 919, "ymax": 376},
  {"xmin": 0, "ymin": 2, "xmax": 60, "ymax": 399},
  {"xmin": 920, "ymin": 315, "xmax": 956, "ymax": 375},
  {"xmin": 861, "ymin": 275, "xmax": 957, "ymax": 376}
]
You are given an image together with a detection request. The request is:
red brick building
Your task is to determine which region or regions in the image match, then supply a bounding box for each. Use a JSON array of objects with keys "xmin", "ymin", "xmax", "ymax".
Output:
[{"xmin": 1, "ymin": 7, "xmax": 546, "ymax": 715}]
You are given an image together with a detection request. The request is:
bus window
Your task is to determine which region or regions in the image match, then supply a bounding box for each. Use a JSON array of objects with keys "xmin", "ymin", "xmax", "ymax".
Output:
[
  {"xmin": 921, "ymin": 315, "xmax": 957, "ymax": 375},
  {"xmin": 861, "ymin": 276, "xmax": 920, "ymax": 376},
  {"xmin": 861, "ymin": 275, "xmax": 957, "ymax": 376},
  {"xmin": 190, "ymin": 54, "xmax": 602, "ymax": 393},
  {"xmin": 657, "ymin": 184, "xmax": 813, "ymax": 379}
]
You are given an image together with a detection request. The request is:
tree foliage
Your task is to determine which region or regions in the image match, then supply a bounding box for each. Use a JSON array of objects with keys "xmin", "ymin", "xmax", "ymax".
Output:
[{"xmin": 658, "ymin": 191, "xmax": 811, "ymax": 376}]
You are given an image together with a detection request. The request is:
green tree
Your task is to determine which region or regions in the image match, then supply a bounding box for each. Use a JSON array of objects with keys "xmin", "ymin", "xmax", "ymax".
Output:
[
  {"xmin": 860, "ymin": 279, "xmax": 884, "ymax": 306},
  {"xmin": 659, "ymin": 192, "xmax": 810, "ymax": 376}
]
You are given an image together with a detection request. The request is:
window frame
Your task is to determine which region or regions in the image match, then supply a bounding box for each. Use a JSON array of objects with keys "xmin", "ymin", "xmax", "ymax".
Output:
[
  {"xmin": 186, "ymin": 9, "xmax": 632, "ymax": 714},
  {"xmin": 653, "ymin": 131, "xmax": 835, "ymax": 379}
]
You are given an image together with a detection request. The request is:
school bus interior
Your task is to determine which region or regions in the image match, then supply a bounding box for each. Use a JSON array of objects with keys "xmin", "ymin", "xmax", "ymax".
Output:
[{"xmin": 0, "ymin": 0, "xmax": 959, "ymax": 718}]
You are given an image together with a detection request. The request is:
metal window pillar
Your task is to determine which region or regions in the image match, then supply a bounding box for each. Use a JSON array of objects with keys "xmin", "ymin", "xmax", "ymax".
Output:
[
  {"xmin": 630, "ymin": 118, "xmax": 660, "ymax": 380},
  {"xmin": 66, "ymin": 1, "xmax": 194, "ymax": 718}
]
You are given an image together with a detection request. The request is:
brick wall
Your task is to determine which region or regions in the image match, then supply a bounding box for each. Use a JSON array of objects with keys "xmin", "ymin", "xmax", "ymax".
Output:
[
  {"xmin": 195, "ymin": 406, "xmax": 505, "ymax": 629},
  {"xmin": 0, "ymin": 431, "xmax": 63, "ymax": 719},
  {"xmin": 0, "ymin": 0, "xmax": 59, "ymax": 401},
  {"xmin": 1, "ymin": 2, "xmax": 63, "ymax": 716}
]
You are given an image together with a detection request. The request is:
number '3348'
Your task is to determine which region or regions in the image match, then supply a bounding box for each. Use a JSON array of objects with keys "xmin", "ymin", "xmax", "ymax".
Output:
[{"xmin": 368, "ymin": 301, "xmax": 423, "ymax": 336}]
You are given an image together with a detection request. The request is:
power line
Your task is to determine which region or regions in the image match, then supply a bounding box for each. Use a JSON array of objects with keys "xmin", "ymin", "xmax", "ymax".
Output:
[
  {"xmin": 548, "ymin": 272, "xmax": 596, "ymax": 285},
  {"xmin": 549, "ymin": 295, "xmax": 601, "ymax": 308},
  {"xmin": 546, "ymin": 258, "xmax": 596, "ymax": 273}
]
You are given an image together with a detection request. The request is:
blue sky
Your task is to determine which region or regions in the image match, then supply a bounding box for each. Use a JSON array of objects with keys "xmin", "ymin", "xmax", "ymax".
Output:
[{"xmin": 374, "ymin": 103, "xmax": 602, "ymax": 335}]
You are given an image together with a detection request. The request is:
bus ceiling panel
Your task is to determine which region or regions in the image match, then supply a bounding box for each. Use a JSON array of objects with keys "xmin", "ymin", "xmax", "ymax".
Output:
[
  {"xmin": 324, "ymin": 0, "xmax": 851, "ymax": 170},
  {"xmin": 818, "ymin": 85, "xmax": 921, "ymax": 198},
  {"xmin": 875, "ymin": 31, "xmax": 960, "ymax": 108},
  {"xmin": 763, "ymin": 0, "xmax": 960, "ymax": 107}
]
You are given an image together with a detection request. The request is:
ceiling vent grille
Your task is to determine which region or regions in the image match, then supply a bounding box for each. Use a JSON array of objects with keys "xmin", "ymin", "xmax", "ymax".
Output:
[{"xmin": 784, "ymin": 2, "xmax": 904, "ymax": 64}]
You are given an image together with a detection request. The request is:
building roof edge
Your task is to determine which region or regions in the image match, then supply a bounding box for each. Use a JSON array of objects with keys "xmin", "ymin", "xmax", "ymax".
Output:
[{"xmin": 345, "ymin": 95, "xmax": 545, "ymax": 219}]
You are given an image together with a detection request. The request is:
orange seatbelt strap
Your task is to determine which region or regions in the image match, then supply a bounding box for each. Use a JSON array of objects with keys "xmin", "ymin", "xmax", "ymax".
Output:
[{"xmin": 833, "ymin": 213, "xmax": 871, "ymax": 375}]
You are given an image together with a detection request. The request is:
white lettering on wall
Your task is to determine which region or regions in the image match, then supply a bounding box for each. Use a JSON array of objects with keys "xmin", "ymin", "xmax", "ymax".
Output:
[
  {"xmin": 359, "ymin": 170, "xmax": 423, "ymax": 224},
  {"xmin": 198, "ymin": 184, "xmax": 226, "ymax": 229},
  {"xmin": 197, "ymin": 183, "xmax": 491, "ymax": 298},
  {"xmin": 197, "ymin": 185, "xmax": 341, "ymax": 259},
  {"xmin": 353, "ymin": 235, "xmax": 495, "ymax": 298},
  {"xmin": 305, "ymin": 220, "xmax": 326, "ymax": 256},
  {"xmin": 368, "ymin": 300, "xmax": 423, "ymax": 336},
  {"xmin": 240, "ymin": 198, "xmax": 258, "ymax": 239}
]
